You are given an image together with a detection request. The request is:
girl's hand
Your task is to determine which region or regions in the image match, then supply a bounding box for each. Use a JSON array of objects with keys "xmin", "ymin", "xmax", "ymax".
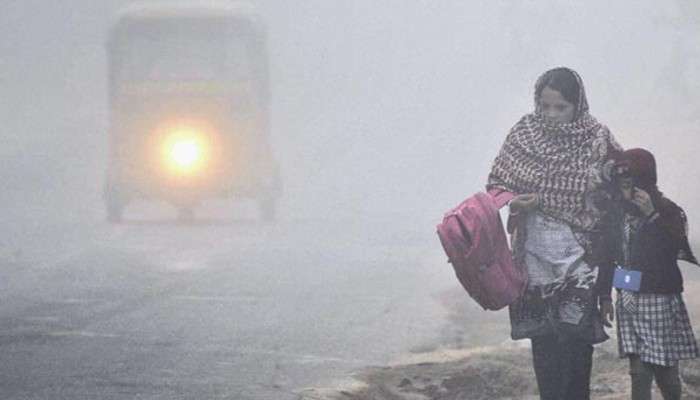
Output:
[
  {"xmin": 509, "ymin": 193, "xmax": 539, "ymax": 214},
  {"xmin": 627, "ymin": 188, "xmax": 656, "ymax": 218}
]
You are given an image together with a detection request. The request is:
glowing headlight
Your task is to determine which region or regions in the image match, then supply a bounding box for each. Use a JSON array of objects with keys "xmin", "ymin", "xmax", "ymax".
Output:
[
  {"xmin": 161, "ymin": 128, "xmax": 209, "ymax": 174},
  {"xmin": 170, "ymin": 139, "xmax": 201, "ymax": 168}
]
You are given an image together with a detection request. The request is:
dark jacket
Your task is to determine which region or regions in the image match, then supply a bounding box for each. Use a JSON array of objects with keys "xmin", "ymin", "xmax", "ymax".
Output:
[{"xmin": 624, "ymin": 198, "xmax": 697, "ymax": 294}]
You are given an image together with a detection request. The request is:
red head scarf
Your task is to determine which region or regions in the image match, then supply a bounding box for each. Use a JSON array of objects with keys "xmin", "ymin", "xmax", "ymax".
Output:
[
  {"xmin": 618, "ymin": 148, "xmax": 659, "ymax": 198},
  {"xmin": 618, "ymin": 148, "xmax": 698, "ymax": 264}
]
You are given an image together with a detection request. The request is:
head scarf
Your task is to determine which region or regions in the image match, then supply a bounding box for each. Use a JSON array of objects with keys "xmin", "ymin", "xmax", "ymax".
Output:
[
  {"xmin": 616, "ymin": 148, "xmax": 660, "ymax": 199},
  {"xmin": 534, "ymin": 67, "xmax": 589, "ymax": 121},
  {"xmin": 488, "ymin": 67, "xmax": 622, "ymax": 232}
]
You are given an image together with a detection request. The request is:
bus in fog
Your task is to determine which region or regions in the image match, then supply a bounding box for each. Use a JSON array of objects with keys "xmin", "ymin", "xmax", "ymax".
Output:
[{"xmin": 104, "ymin": 3, "xmax": 280, "ymax": 222}]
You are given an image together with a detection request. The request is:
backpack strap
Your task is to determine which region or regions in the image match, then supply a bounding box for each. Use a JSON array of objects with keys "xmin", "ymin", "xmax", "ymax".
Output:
[{"xmin": 487, "ymin": 188, "xmax": 515, "ymax": 210}]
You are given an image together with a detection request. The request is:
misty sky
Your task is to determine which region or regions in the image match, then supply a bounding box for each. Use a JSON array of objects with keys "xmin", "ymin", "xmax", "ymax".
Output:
[{"xmin": 1, "ymin": 1, "xmax": 698, "ymax": 229}]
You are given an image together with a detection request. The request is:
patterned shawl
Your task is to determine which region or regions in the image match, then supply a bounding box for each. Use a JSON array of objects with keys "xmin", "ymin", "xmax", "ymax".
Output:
[{"xmin": 488, "ymin": 68, "xmax": 622, "ymax": 232}]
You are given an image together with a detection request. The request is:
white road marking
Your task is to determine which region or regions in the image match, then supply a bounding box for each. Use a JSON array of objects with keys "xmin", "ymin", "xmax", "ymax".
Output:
[
  {"xmin": 48, "ymin": 330, "xmax": 120, "ymax": 338},
  {"xmin": 173, "ymin": 295, "xmax": 263, "ymax": 303},
  {"xmin": 227, "ymin": 348, "xmax": 370, "ymax": 366},
  {"xmin": 22, "ymin": 316, "xmax": 62, "ymax": 322}
]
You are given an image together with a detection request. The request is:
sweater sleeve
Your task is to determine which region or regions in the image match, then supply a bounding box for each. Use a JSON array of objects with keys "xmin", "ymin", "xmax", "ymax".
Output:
[{"xmin": 642, "ymin": 200, "xmax": 686, "ymax": 255}]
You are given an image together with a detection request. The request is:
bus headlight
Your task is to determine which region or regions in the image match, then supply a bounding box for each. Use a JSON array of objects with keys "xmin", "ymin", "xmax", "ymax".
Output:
[
  {"xmin": 170, "ymin": 138, "xmax": 201, "ymax": 168},
  {"xmin": 161, "ymin": 129, "xmax": 209, "ymax": 174}
]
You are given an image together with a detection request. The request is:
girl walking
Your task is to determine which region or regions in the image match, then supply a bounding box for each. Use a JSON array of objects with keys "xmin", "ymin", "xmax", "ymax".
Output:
[{"xmin": 614, "ymin": 148, "xmax": 699, "ymax": 400}]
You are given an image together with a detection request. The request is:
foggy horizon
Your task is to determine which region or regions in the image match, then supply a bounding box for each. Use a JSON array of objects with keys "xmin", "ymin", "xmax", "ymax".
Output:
[
  {"xmin": 2, "ymin": 0, "xmax": 698, "ymax": 228},
  {"xmin": 1, "ymin": 1, "xmax": 700, "ymax": 399}
]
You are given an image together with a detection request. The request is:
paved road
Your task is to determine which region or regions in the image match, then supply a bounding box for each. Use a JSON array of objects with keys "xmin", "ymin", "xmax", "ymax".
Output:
[{"xmin": 0, "ymin": 215, "xmax": 456, "ymax": 399}]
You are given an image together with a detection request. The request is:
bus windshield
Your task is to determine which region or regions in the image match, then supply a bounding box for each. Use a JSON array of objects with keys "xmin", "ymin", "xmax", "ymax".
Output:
[{"xmin": 115, "ymin": 22, "xmax": 253, "ymax": 82}]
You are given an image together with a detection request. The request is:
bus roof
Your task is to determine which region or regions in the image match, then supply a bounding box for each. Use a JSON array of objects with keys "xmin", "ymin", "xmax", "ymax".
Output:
[
  {"xmin": 109, "ymin": 1, "xmax": 266, "ymax": 45},
  {"xmin": 114, "ymin": 1, "xmax": 263, "ymax": 27}
]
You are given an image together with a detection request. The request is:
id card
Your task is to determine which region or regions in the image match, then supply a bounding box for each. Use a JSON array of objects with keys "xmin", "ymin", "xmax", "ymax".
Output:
[{"xmin": 613, "ymin": 267, "xmax": 642, "ymax": 292}]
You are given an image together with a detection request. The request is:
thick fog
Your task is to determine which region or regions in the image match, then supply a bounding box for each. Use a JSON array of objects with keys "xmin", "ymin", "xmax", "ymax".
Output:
[
  {"xmin": 2, "ymin": 1, "xmax": 700, "ymax": 398},
  {"xmin": 1, "ymin": 1, "xmax": 698, "ymax": 229}
]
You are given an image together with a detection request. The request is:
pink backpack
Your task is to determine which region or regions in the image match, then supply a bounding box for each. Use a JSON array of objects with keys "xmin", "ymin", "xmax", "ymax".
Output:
[{"xmin": 436, "ymin": 190, "xmax": 527, "ymax": 310}]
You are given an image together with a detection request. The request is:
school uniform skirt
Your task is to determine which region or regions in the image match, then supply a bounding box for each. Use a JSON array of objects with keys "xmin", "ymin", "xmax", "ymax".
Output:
[{"xmin": 616, "ymin": 291, "xmax": 699, "ymax": 366}]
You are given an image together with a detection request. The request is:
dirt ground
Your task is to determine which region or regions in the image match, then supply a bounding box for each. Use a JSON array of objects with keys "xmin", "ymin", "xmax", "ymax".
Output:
[{"xmin": 299, "ymin": 271, "xmax": 700, "ymax": 400}]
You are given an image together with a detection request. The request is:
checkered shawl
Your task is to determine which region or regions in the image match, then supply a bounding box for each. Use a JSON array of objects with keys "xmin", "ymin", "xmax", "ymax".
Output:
[
  {"xmin": 488, "ymin": 70, "xmax": 622, "ymax": 232},
  {"xmin": 617, "ymin": 293, "xmax": 699, "ymax": 366}
]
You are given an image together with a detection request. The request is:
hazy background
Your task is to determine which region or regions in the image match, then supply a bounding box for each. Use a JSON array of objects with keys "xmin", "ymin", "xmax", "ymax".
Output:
[
  {"xmin": 1, "ymin": 0, "xmax": 698, "ymax": 230},
  {"xmin": 1, "ymin": 2, "xmax": 700, "ymax": 398}
]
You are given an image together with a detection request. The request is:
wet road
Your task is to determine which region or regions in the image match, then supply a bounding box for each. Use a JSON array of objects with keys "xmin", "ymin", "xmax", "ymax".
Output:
[{"xmin": 0, "ymin": 215, "xmax": 455, "ymax": 399}]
